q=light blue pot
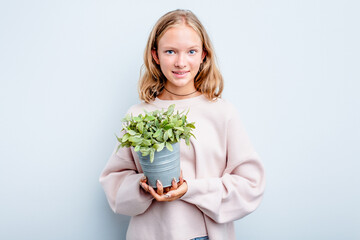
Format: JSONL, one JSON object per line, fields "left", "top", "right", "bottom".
{"left": 137, "top": 142, "right": 180, "bottom": 188}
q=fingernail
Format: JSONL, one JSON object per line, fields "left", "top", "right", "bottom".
{"left": 173, "top": 177, "right": 176, "bottom": 183}
{"left": 157, "top": 180, "right": 162, "bottom": 186}
{"left": 165, "top": 194, "right": 170, "bottom": 198}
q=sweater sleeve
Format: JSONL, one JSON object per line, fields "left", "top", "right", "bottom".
{"left": 180, "top": 107, "right": 265, "bottom": 224}
{"left": 99, "top": 133, "right": 153, "bottom": 216}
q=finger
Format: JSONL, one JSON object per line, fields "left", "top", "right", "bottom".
{"left": 170, "top": 177, "right": 177, "bottom": 191}
{"left": 148, "top": 186, "right": 169, "bottom": 202}
{"left": 163, "top": 191, "right": 176, "bottom": 201}
{"left": 150, "top": 181, "right": 188, "bottom": 202}
{"left": 140, "top": 182, "right": 149, "bottom": 192}
{"left": 173, "top": 177, "right": 178, "bottom": 188}
{"left": 139, "top": 181, "right": 144, "bottom": 190}
{"left": 148, "top": 186, "right": 160, "bottom": 200}
{"left": 179, "top": 170, "right": 184, "bottom": 185}
{"left": 140, "top": 176, "right": 148, "bottom": 183}
{"left": 166, "top": 182, "right": 187, "bottom": 201}
{"left": 156, "top": 180, "right": 164, "bottom": 195}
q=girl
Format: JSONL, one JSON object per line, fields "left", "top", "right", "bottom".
{"left": 100, "top": 9, "right": 265, "bottom": 240}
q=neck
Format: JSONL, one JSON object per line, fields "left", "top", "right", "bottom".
{"left": 157, "top": 86, "right": 201, "bottom": 100}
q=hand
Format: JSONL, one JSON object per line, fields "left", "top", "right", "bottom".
{"left": 139, "top": 171, "right": 187, "bottom": 202}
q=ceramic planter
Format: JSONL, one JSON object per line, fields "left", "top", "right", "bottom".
{"left": 137, "top": 142, "right": 180, "bottom": 188}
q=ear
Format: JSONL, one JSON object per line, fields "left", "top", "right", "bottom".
{"left": 201, "top": 49, "right": 207, "bottom": 63}
{"left": 151, "top": 49, "right": 160, "bottom": 64}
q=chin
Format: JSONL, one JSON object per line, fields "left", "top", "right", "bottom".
{"left": 168, "top": 76, "right": 194, "bottom": 86}
{"left": 170, "top": 80, "right": 193, "bottom": 88}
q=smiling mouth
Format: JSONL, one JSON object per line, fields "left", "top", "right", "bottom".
{"left": 172, "top": 71, "right": 189, "bottom": 75}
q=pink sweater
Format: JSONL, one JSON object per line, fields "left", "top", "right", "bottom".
{"left": 99, "top": 95, "right": 265, "bottom": 240}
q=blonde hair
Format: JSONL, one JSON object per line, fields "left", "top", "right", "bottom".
{"left": 138, "top": 9, "right": 224, "bottom": 103}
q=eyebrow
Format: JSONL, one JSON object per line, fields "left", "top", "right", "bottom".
{"left": 161, "top": 45, "right": 201, "bottom": 50}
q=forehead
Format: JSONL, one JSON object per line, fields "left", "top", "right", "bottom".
{"left": 158, "top": 24, "right": 202, "bottom": 48}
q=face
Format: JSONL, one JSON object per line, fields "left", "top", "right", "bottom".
{"left": 152, "top": 24, "right": 206, "bottom": 92}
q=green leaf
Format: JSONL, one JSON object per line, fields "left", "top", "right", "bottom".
{"left": 129, "top": 136, "right": 142, "bottom": 143}
{"left": 187, "top": 123, "right": 196, "bottom": 129}
{"left": 164, "top": 123, "right": 174, "bottom": 130}
{"left": 136, "top": 122, "right": 144, "bottom": 134}
{"left": 134, "top": 145, "right": 140, "bottom": 152}
{"left": 140, "top": 148, "right": 150, "bottom": 156}
{"left": 182, "top": 115, "right": 186, "bottom": 123}
{"left": 152, "top": 110, "right": 160, "bottom": 116}
{"left": 167, "top": 129, "right": 174, "bottom": 141}
{"left": 144, "top": 115, "right": 155, "bottom": 121}
{"left": 174, "top": 127, "right": 184, "bottom": 131}
{"left": 185, "top": 137, "right": 190, "bottom": 146}
{"left": 190, "top": 132, "right": 197, "bottom": 139}
{"left": 175, "top": 120, "right": 183, "bottom": 127}
{"left": 153, "top": 129, "right": 161, "bottom": 138}
{"left": 157, "top": 142, "right": 165, "bottom": 152}
{"left": 121, "top": 142, "right": 131, "bottom": 148}
{"left": 150, "top": 149, "right": 155, "bottom": 163}
{"left": 156, "top": 135, "right": 163, "bottom": 142}
{"left": 160, "top": 119, "right": 168, "bottom": 127}
{"left": 163, "top": 131, "right": 169, "bottom": 141}
{"left": 128, "top": 130, "right": 137, "bottom": 135}
{"left": 116, "top": 143, "right": 122, "bottom": 152}
{"left": 142, "top": 139, "right": 151, "bottom": 146}
{"left": 133, "top": 116, "right": 142, "bottom": 122}
{"left": 115, "top": 134, "right": 121, "bottom": 142}
{"left": 167, "top": 129, "right": 173, "bottom": 138}
{"left": 144, "top": 131, "right": 152, "bottom": 139}
{"left": 166, "top": 142, "right": 173, "bottom": 151}
{"left": 121, "top": 133, "right": 130, "bottom": 142}
{"left": 155, "top": 119, "right": 160, "bottom": 127}
{"left": 183, "top": 127, "right": 190, "bottom": 133}
{"left": 166, "top": 104, "right": 175, "bottom": 116}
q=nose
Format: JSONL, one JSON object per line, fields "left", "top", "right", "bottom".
{"left": 175, "top": 53, "right": 186, "bottom": 68}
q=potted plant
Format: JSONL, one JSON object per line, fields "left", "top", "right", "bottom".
{"left": 116, "top": 104, "right": 196, "bottom": 187}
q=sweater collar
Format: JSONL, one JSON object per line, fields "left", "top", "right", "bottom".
{"left": 151, "top": 94, "right": 210, "bottom": 109}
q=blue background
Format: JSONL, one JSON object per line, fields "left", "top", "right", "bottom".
{"left": 1, "top": 0, "right": 359, "bottom": 239}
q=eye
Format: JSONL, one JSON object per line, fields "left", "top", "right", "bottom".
{"left": 165, "top": 50, "right": 175, "bottom": 54}
{"left": 189, "top": 50, "right": 196, "bottom": 55}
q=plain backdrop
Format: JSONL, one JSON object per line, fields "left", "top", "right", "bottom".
{"left": 1, "top": 0, "right": 359, "bottom": 239}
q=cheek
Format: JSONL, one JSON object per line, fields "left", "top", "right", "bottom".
{"left": 189, "top": 57, "right": 203, "bottom": 69}
{"left": 158, "top": 58, "right": 173, "bottom": 76}
{"left": 158, "top": 56, "right": 173, "bottom": 68}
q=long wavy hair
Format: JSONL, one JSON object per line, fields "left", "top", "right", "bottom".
{"left": 138, "top": 9, "right": 224, "bottom": 103}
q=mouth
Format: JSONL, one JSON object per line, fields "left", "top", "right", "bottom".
{"left": 172, "top": 71, "right": 190, "bottom": 77}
